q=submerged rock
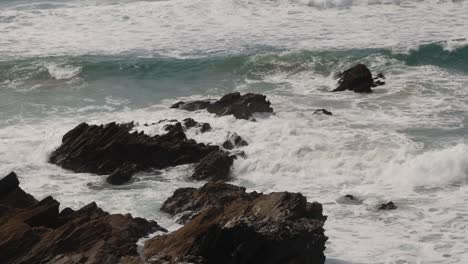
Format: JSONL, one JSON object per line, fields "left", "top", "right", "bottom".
{"left": 0, "top": 172, "right": 165, "bottom": 264}
{"left": 191, "top": 150, "right": 234, "bottom": 181}
{"left": 332, "top": 64, "right": 385, "bottom": 93}
{"left": 312, "top": 109, "right": 333, "bottom": 116}
{"left": 145, "top": 182, "right": 328, "bottom": 264}
{"left": 171, "top": 92, "right": 273, "bottom": 120}
{"left": 222, "top": 133, "right": 248, "bottom": 150}
{"left": 49, "top": 122, "right": 220, "bottom": 185}
{"left": 378, "top": 201, "right": 398, "bottom": 210}
{"left": 336, "top": 194, "right": 363, "bottom": 205}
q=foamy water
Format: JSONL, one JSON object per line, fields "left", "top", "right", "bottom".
{"left": 1, "top": 0, "right": 468, "bottom": 263}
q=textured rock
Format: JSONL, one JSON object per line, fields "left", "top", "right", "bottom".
{"left": 199, "top": 123, "right": 211, "bottom": 133}
{"left": 171, "top": 92, "right": 273, "bottom": 120}
{"left": 312, "top": 109, "right": 333, "bottom": 116}
{"left": 378, "top": 201, "right": 397, "bottom": 210}
{"left": 222, "top": 133, "right": 248, "bottom": 150}
{"left": 146, "top": 182, "right": 327, "bottom": 264}
{"left": 190, "top": 150, "right": 234, "bottom": 181}
{"left": 332, "top": 64, "right": 385, "bottom": 93}
{"left": 164, "top": 119, "right": 211, "bottom": 133}
{"left": 49, "top": 122, "right": 219, "bottom": 184}
{"left": 0, "top": 172, "right": 165, "bottom": 264}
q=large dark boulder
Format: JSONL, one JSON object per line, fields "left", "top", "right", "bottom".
{"left": 332, "top": 64, "right": 385, "bottom": 93}
{"left": 171, "top": 92, "right": 273, "bottom": 120}
{"left": 0, "top": 172, "right": 165, "bottom": 264}
{"left": 49, "top": 122, "right": 219, "bottom": 184}
{"left": 145, "top": 182, "right": 327, "bottom": 264}
{"left": 190, "top": 150, "right": 234, "bottom": 181}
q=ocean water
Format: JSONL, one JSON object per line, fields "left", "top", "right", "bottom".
{"left": 1, "top": 0, "right": 468, "bottom": 263}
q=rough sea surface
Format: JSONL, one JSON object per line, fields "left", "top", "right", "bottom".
{"left": 1, "top": 0, "right": 468, "bottom": 263}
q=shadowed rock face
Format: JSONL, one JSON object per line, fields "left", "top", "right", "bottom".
{"left": 145, "top": 182, "right": 328, "bottom": 264}
{"left": 0, "top": 172, "right": 165, "bottom": 264}
{"left": 170, "top": 92, "right": 274, "bottom": 120}
{"left": 190, "top": 150, "right": 234, "bottom": 181}
{"left": 49, "top": 122, "right": 220, "bottom": 184}
{"left": 333, "top": 64, "right": 385, "bottom": 93}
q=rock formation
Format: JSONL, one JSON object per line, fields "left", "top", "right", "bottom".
{"left": 170, "top": 92, "right": 273, "bottom": 120}
{"left": 222, "top": 133, "right": 248, "bottom": 150}
{"left": 49, "top": 122, "right": 220, "bottom": 184}
{"left": 145, "top": 182, "right": 328, "bottom": 264}
{"left": 190, "top": 150, "right": 234, "bottom": 181}
{"left": 332, "top": 64, "right": 385, "bottom": 93}
{"left": 0, "top": 172, "right": 165, "bottom": 264}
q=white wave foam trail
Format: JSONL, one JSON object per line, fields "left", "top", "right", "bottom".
{"left": 43, "top": 62, "right": 81, "bottom": 80}
{"left": 378, "top": 144, "right": 468, "bottom": 190}
{"left": 1, "top": 0, "right": 468, "bottom": 58}
{"left": 2, "top": 74, "right": 468, "bottom": 263}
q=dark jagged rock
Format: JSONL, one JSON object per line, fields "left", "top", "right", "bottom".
{"left": 182, "top": 118, "right": 198, "bottom": 129}
{"left": 106, "top": 164, "right": 139, "bottom": 185}
{"left": 160, "top": 183, "right": 258, "bottom": 223}
{"left": 163, "top": 119, "right": 211, "bottom": 133}
{"left": 171, "top": 92, "right": 273, "bottom": 120}
{"left": 199, "top": 123, "right": 211, "bottom": 133}
{"left": 190, "top": 150, "right": 234, "bottom": 181}
{"left": 171, "top": 100, "right": 213, "bottom": 112}
{"left": 0, "top": 172, "right": 165, "bottom": 264}
{"left": 312, "top": 109, "right": 333, "bottom": 116}
{"left": 332, "top": 64, "right": 385, "bottom": 93}
{"left": 145, "top": 182, "right": 327, "bottom": 264}
{"left": 49, "top": 122, "right": 219, "bottom": 185}
{"left": 378, "top": 201, "right": 397, "bottom": 210}
{"left": 222, "top": 133, "right": 248, "bottom": 150}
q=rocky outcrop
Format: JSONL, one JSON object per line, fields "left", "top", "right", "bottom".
{"left": 378, "top": 201, "right": 397, "bottom": 210}
{"left": 0, "top": 172, "right": 165, "bottom": 264}
{"left": 145, "top": 182, "right": 327, "bottom": 264}
{"left": 49, "top": 122, "right": 220, "bottom": 184}
{"left": 332, "top": 64, "right": 385, "bottom": 93}
{"left": 312, "top": 109, "right": 333, "bottom": 116}
{"left": 190, "top": 150, "right": 234, "bottom": 181}
{"left": 222, "top": 133, "right": 248, "bottom": 150}
{"left": 170, "top": 92, "right": 274, "bottom": 120}
{"left": 164, "top": 119, "right": 212, "bottom": 134}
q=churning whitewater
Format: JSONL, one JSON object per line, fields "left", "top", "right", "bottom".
{"left": 1, "top": 0, "right": 468, "bottom": 263}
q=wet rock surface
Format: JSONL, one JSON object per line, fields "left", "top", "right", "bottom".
{"left": 170, "top": 92, "right": 273, "bottom": 120}
{"left": 222, "top": 133, "right": 248, "bottom": 150}
{"left": 313, "top": 109, "right": 333, "bottom": 116}
{"left": 49, "top": 122, "right": 220, "bottom": 184}
{"left": 0, "top": 172, "right": 165, "bottom": 264}
{"left": 332, "top": 64, "right": 385, "bottom": 93}
{"left": 164, "top": 119, "right": 212, "bottom": 134}
{"left": 378, "top": 201, "right": 398, "bottom": 210}
{"left": 146, "top": 182, "right": 328, "bottom": 264}
{"left": 190, "top": 150, "right": 234, "bottom": 181}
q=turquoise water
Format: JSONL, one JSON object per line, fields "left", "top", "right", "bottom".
{"left": 1, "top": 0, "right": 468, "bottom": 263}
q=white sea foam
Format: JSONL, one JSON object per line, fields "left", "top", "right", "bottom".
{"left": 1, "top": 63, "right": 467, "bottom": 262}
{"left": 1, "top": 0, "right": 468, "bottom": 263}
{"left": 1, "top": 0, "right": 468, "bottom": 58}
{"left": 43, "top": 62, "right": 81, "bottom": 80}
